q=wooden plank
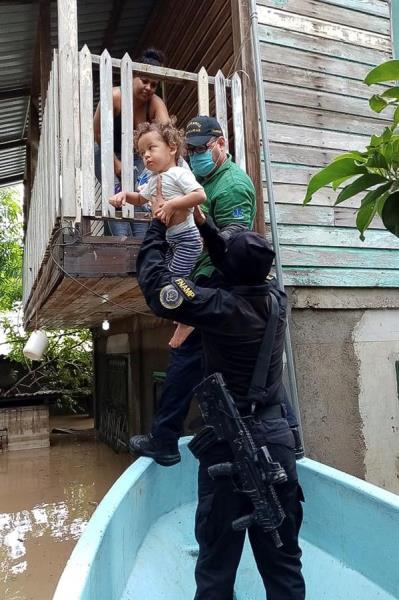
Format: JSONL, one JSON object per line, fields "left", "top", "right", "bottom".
{"left": 264, "top": 182, "right": 361, "bottom": 209}
{"left": 264, "top": 203, "right": 383, "bottom": 229}
{"left": 215, "top": 70, "right": 228, "bottom": 146}
{"left": 260, "top": 42, "right": 375, "bottom": 81}
{"left": 197, "top": 66, "right": 209, "bottom": 116}
{"left": 58, "top": 46, "right": 77, "bottom": 218}
{"left": 275, "top": 224, "right": 399, "bottom": 250}
{"left": 39, "top": 0, "right": 52, "bottom": 109}
{"left": 257, "top": 0, "right": 390, "bottom": 35}
{"left": 79, "top": 45, "right": 95, "bottom": 216}
{"left": 91, "top": 54, "right": 221, "bottom": 86}
{"left": 267, "top": 122, "right": 368, "bottom": 152}
{"left": 281, "top": 245, "right": 399, "bottom": 269}
{"left": 262, "top": 62, "right": 388, "bottom": 101}
{"left": 257, "top": 6, "right": 391, "bottom": 51}
{"left": 266, "top": 103, "right": 385, "bottom": 136}
{"left": 258, "top": 24, "right": 390, "bottom": 66}
{"left": 53, "top": 51, "right": 60, "bottom": 220}
{"left": 120, "top": 53, "right": 134, "bottom": 218}
{"left": 99, "top": 49, "right": 115, "bottom": 216}
{"left": 57, "top": 0, "right": 80, "bottom": 220}
{"left": 264, "top": 82, "right": 392, "bottom": 123}
{"left": 282, "top": 267, "right": 399, "bottom": 288}
{"left": 231, "top": 73, "right": 246, "bottom": 172}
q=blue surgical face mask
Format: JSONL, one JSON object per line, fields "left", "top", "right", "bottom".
{"left": 190, "top": 149, "right": 216, "bottom": 178}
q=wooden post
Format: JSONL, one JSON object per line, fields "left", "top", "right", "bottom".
{"left": 100, "top": 49, "right": 115, "bottom": 216}
{"left": 231, "top": 73, "right": 247, "bottom": 173}
{"left": 79, "top": 46, "right": 95, "bottom": 216}
{"left": 57, "top": 0, "right": 80, "bottom": 219}
{"left": 215, "top": 70, "right": 229, "bottom": 151}
{"left": 231, "top": 0, "right": 265, "bottom": 234}
{"left": 120, "top": 53, "right": 134, "bottom": 217}
{"left": 39, "top": 0, "right": 52, "bottom": 111}
{"left": 197, "top": 67, "right": 209, "bottom": 116}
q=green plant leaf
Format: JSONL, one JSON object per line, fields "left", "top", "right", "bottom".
{"left": 334, "top": 175, "right": 388, "bottom": 205}
{"left": 381, "top": 192, "right": 399, "bottom": 237}
{"left": 365, "top": 60, "right": 399, "bottom": 85}
{"left": 303, "top": 159, "right": 366, "bottom": 205}
{"left": 356, "top": 186, "right": 390, "bottom": 240}
{"left": 381, "top": 87, "right": 399, "bottom": 99}
{"left": 369, "top": 95, "right": 388, "bottom": 113}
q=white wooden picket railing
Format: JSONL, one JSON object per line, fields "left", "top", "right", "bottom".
{"left": 23, "top": 53, "right": 60, "bottom": 307}
{"left": 80, "top": 47, "right": 246, "bottom": 219}
{"left": 23, "top": 46, "right": 246, "bottom": 307}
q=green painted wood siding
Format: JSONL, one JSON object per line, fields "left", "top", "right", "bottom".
{"left": 258, "top": 0, "right": 399, "bottom": 287}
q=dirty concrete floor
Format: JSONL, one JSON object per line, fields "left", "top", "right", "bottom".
{"left": 0, "top": 415, "right": 132, "bottom": 600}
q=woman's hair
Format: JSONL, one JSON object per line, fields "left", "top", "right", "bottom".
{"left": 134, "top": 117, "right": 185, "bottom": 160}
{"left": 138, "top": 48, "right": 166, "bottom": 67}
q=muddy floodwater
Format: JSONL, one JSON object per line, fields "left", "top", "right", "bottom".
{"left": 0, "top": 416, "right": 132, "bottom": 600}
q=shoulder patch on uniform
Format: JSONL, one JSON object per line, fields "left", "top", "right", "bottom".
{"left": 159, "top": 284, "right": 184, "bottom": 310}
{"left": 232, "top": 206, "right": 244, "bottom": 219}
{"left": 173, "top": 277, "right": 196, "bottom": 300}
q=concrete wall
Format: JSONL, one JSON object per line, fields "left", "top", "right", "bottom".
{"left": 290, "top": 288, "right": 399, "bottom": 493}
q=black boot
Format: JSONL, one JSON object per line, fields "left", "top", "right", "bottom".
{"left": 129, "top": 433, "right": 181, "bottom": 467}
{"left": 290, "top": 426, "right": 305, "bottom": 460}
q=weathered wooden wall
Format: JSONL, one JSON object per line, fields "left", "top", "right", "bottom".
{"left": 258, "top": 0, "right": 399, "bottom": 286}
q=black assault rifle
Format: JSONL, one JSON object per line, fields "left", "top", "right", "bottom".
{"left": 189, "top": 371, "right": 288, "bottom": 548}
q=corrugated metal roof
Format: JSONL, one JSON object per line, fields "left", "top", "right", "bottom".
{"left": 0, "top": 0, "right": 157, "bottom": 188}
{"left": 0, "top": 2, "right": 38, "bottom": 186}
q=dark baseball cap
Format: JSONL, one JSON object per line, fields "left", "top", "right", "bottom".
{"left": 185, "top": 116, "right": 224, "bottom": 146}
{"left": 209, "top": 228, "right": 275, "bottom": 285}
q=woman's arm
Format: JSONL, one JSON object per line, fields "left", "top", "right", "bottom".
{"left": 150, "top": 94, "right": 169, "bottom": 123}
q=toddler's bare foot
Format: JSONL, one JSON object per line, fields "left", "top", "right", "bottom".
{"left": 168, "top": 324, "right": 194, "bottom": 348}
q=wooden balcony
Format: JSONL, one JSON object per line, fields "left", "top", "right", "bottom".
{"left": 22, "top": 46, "right": 247, "bottom": 330}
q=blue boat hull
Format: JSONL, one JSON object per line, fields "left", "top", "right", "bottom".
{"left": 53, "top": 439, "right": 399, "bottom": 600}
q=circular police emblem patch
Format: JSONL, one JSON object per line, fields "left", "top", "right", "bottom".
{"left": 159, "top": 284, "right": 184, "bottom": 309}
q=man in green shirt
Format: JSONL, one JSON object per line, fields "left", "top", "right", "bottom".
{"left": 130, "top": 116, "right": 257, "bottom": 466}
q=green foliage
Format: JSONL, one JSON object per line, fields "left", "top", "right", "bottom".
{"left": 303, "top": 61, "right": 399, "bottom": 240}
{"left": 1, "top": 317, "right": 93, "bottom": 412}
{"left": 0, "top": 187, "right": 23, "bottom": 310}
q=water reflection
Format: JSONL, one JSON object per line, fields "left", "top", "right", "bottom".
{"left": 0, "top": 419, "right": 131, "bottom": 600}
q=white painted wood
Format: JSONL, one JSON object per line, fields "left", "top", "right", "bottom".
{"left": 257, "top": 6, "right": 391, "bottom": 51}
{"left": 275, "top": 224, "right": 399, "bottom": 250}
{"left": 120, "top": 53, "right": 134, "bottom": 218}
{"left": 264, "top": 183, "right": 361, "bottom": 208}
{"left": 215, "top": 70, "right": 228, "bottom": 149}
{"left": 262, "top": 61, "right": 388, "bottom": 100}
{"left": 282, "top": 267, "right": 399, "bottom": 288}
{"left": 231, "top": 73, "right": 246, "bottom": 172}
{"left": 197, "top": 67, "right": 209, "bottom": 116}
{"left": 264, "top": 203, "right": 383, "bottom": 229}
{"left": 267, "top": 122, "right": 369, "bottom": 152}
{"left": 265, "top": 83, "right": 392, "bottom": 124}
{"left": 281, "top": 245, "right": 399, "bottom": 269}
{"left": 257, "top": 0, "right": 390, "bottom": 34}
{"left": 53, "top": 51, "right": 60, "bottom": 219}
{"left": 100, "top": 49, "right": 115, "bottom": 216}
{"left": 258, "top": 25, "right": 389, "bottom": 67}
{"left": 90, "top": 55, "right": 221, "bottom": 86}
{"left": 79, "top": 45, "right": 95, "bottom": 216}
{"left": 57, "top": 0, "right": 80, "bottom": 219}
{"left": 58, "top": 45, "right": 77, "bottom": 218}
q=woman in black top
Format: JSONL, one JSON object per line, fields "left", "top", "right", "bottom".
{"left": 93, "top": 48, "right": 169, "bottom": 236}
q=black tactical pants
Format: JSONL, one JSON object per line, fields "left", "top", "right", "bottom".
{"left": 194, "top": 417, "right": 305, "bottom": 600}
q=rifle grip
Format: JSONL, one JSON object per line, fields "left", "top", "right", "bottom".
{"left": 208, "top": 462, "right": 234, "bottom": 479}
{"left": 232, "top": 514, "right": 254, "bottom": 531}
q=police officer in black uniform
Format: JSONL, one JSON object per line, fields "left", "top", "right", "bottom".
{"left": 136, "top": 209, "right": 305, "bottom": 600}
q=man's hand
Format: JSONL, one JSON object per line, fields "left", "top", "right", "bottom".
{"left": 194, "top": 206, "right": 206, "bottom": 226}
{"left": 155, "top": 199, "right": 178, "bottom": 226}
{"left": 150, "top": 176, "right": 165, "bottom": 217}
{"left": 109, "top": 191, "right": 127, "bottom": 209}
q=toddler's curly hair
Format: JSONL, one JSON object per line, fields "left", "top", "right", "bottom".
{"left": 134, "top": 117, "right": 185, "bottom": 161}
